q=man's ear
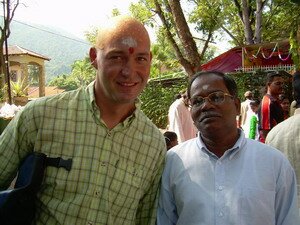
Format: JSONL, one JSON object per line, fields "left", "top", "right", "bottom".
{"left": 235, "top": 97, "right": 241, "bottom": 116}
{"left": 89, "top": 47, "right": 98, "bottom": 69}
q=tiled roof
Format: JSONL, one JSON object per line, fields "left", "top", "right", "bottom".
{"left": 3, "top": 45, "right": 51, "bottom": 61}
{"left": 28, "top": 86, "right": 65, "bottom": 99}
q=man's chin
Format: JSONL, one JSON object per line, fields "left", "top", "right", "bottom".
{"left": 116, "top": 97, "right": 137, "bottom": 105}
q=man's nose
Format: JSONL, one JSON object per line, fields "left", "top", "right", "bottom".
{"left": 121, "top": 60, "right": 134, "bottom": 77}
{"left": 200, "top": 98, "right": 214, "bottom": 110}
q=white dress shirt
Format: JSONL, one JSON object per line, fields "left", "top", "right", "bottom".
{"left": 157, "top": 131, "right": 300, "bottom": 225}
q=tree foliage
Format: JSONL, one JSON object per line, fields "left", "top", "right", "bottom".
{"left": 130, "top": 0, "right": 210, "bottom": 77}
{"left": 129, "top": 0, "right": 300, "bottom": 74}
{"left": 0, "top": 0, "right": 20, "bottom": 103}
{"left": 49, "top": 57, "right": 95, "bottom": 91}
{"left": 140, "top": 78, "right": 187, "bottom": 128}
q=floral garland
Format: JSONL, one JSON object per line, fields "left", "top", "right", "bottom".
{"left": 261, "top": 43, "right": 277, "bottom": 59}
{"left": 243, "top": 42, "right": 291, "bottom": 61}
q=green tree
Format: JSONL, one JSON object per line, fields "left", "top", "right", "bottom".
{"left": 130, "top": 0, "right": 214, "bottom": 77}
{"left": 49, "top": 57, "right": 95, "bottom": 90}
{"left": 0, "top": 0, "right": 20, "bottom": 103}
{"left": 71, "top": 59, "right": 95, "bottom": 87}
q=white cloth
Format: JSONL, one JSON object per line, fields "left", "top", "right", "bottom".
{"left": 240, "top": 99, "right": 252, "bottom": 126}
{"left": 157, "top": 131, "right": 300, "bottom": 225}
{"left": 168, "top": 98, "right": 197, "bottom": 143}
{"left": 266, "top": 108, "right": 300, "bottom": 209}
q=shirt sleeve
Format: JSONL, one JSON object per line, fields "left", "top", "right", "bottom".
{"left": 135, "top": 145, "right": 165, "bottom": 225}
{"left": 168, "top": 103, "right": 186, "bottom": 143}
{"left": 259, "top": 95, "right": 272, "bottom": 130}
{"left": 0, "top": 107, "right": 34, "bottom": 189}
{"left": 275, "top": 158, "right": 300, "bottom": 225}
{"left": 249, "top": 116, "right": 257, "bottom": 139}
{"left": 156, "top": 152, "right": 178, "bottom": 225}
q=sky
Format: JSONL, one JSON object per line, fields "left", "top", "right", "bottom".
{"left": 5, "top": 0, "right": 230, "bottom": 52}
{"left": 10, "top": 0, "right": 138, "bottom": 39}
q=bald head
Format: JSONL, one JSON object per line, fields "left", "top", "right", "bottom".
{"left": 95, "top": 16, "right": 150, "bottom": 50}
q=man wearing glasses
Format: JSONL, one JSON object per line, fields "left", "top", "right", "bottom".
{"left": 258, "top": 71, "right": 284, "bottom": 143}
{"left": 157, "top": 71, "right": 299, "bottom": 225}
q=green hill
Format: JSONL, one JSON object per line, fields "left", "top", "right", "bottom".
{"left": 5, "top": 18, "right": 91, "bottom": 83}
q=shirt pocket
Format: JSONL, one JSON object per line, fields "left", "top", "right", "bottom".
{"left": 108, "top": 160, "right": 144, "bottom": 218}
{"left": 239, "top": 187, "right": 275, "bottom": 225}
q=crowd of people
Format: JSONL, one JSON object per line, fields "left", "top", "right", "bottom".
{"left": 0, "top": 15, "right": 299, "bottom": 225}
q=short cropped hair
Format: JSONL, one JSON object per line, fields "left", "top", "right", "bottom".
{"left": 266, "top": 71, "right": 283, "bottom": 84}
{"left": 249, "top": 98, "right": 260, "bottom": 107}
{"left": 187, "top": 71, "right": 238, "bottom": 99}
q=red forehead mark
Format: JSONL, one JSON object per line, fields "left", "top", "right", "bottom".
{"left": 129, "top": 47, "right": 134, "bottom": 54}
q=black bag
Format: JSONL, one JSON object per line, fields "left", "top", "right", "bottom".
{"left": 0, "top": 152, "right": 47, "bottom": 225}
{"left": 0, "top": 153, "right": 72, "bottom": 225}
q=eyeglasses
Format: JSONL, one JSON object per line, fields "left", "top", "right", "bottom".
{"left": 190, "top": 91, "right": 233, "bottom": 108}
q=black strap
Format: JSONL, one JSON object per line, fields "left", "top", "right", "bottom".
{"left": 46, "top": 157, "right": 72, "bottom": 171}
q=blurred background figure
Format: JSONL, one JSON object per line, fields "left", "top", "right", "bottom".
{"left": 242, "top": 99, "right": 260, "bottom": 140}
{"left": 258, "top": 71, "right": 284, "bottom": 143}
{"left": 248, "top": 99, "right": 260, "bottom": 140}
{"left": 168, "top": 90, "right": 197, "bottom": 143}
{"left": 279, "top": 94, "right": 290, "bottom": 120}
{"left": 266, "top": 70, "right": 300, "bottom": 214}
{"left": 163, "top": 131, "right": 178, "bottom": 150}
{"left": 237, "top": 90, "right": 253, "bottom": 128}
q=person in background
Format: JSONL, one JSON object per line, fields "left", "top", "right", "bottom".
{"left": 157, "top": 71, "right": 299, "bottom": 225}
{"left": 237, "top": 90, "right": 253, "bottom": 128}
{"left": 266, "top": 71, "right": 300, "bottom": 214}
{"left": 0, "top": 16, "right": 166, "bottom": 225}
{"left": 168, "top": 90, "right": 197, "bottom": 143}
{"left": 242, "top": 98, "right": 260, "bottom": 140}
{"left": 279, "top": 94, "right": 290, "bottom": 120}
{"left": 248, "top": 99, "right": 260, "bottom": 140}
{"left": 258, "top": 71, "right": 284, "bottom": 142}
{"left": 163, "top": 131, "right": 178, "bottom": 150}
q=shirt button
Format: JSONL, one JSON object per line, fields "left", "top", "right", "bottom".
{"left": 87, "top": 222, "right": 93, "bottom": 225}
{"left": 219, "top": 211, "right": 224, "bottom": 217}
{"left": 95, "top": 191, "right": 100, "bottom": 196}
{"left": 218, "top": 186, "right": 223, "bottom": 191}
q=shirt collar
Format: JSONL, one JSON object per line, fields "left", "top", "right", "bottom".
{"left": 85, "top": 81, "right": 140, "bottom": 129}
{"left": 197, "top": 129, "right": 246, "bottom": 160}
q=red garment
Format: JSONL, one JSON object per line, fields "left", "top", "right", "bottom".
{"left": 258, "top": 94, "right": 284, "bottom": 142}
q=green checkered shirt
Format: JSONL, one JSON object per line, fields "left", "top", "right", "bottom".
{"left": 0, "top": 82, "right": 166, "bottom": 225}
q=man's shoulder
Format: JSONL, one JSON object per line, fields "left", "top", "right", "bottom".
{"left": 167, "top": 138, "right": 197, "bottom": 158}
{"left": 266, "top": 115, "right": 300, "bottom": 139}
{"left": 246, "top": 138, "right": 289, "bottom": 161}
{"left": 27, "top": 88, "right": 83, "bottom": 107}
{"left": 169, "top": 99, "right": 182, "bottom": 109}
{"left": 135, "top": 109, "right": 165, "bottom": 138}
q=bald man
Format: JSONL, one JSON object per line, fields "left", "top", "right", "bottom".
{"left": 0, "top": 16, "right": 166, "bottom": 225}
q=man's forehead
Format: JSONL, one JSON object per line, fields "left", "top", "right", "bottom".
{"left": 121, "top": 37, "right": 137, "bottom": 47}
{"left": 191, "top": 75, "right": 227, "bottom": 93}
{"left": 193, "top": 74, "right": 224, "bottom": 87}
{"left": 273, "top": 76, "right": 284, "bottom": 81}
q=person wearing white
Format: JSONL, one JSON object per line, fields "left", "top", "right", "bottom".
{"left": 241, "top": 99, "right": 260, "bottom": 140}
{"left": 157, "top": 71, "right": 299, "bottom": 225}
{"left": 237, "top": 91, "right": 253, "bottom": 128}
{"left": 168, "top": 92, "right": 197, "bottom": 143}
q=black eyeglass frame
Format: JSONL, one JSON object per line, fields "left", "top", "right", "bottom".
{"left": 189, "top": 91, "right": 234, "bottom": 108}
